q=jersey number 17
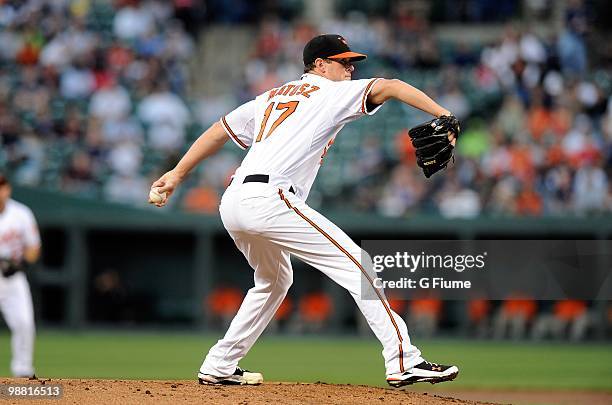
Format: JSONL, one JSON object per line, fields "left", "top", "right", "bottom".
{"left": 255, "top": 101, "right": 299, "bottom": 142}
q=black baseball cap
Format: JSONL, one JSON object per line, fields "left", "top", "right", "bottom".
{"left": 303, "top": 34, "right": 367, "bottom": 66}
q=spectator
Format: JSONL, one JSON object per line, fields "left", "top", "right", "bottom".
{"left": 573, "top": 160, "right": 608, "bottom": 214}
{"left": 113, "top": 0, "right": 155, "bottom": 40}
{"left": 438, "top": 184, "right": 482, "bottom": 218}
{"left": 182, "top": 179, "right": 220, "bottom": 214}
{"left": 353, "top": 136, "right": 386, "bottom": 180}
{"left": 519, "top": 30, "right": 546, "bottom": 65}
{"left": 61, "top": 151, "right": 97, "bottom": 196}
{"left": 12, "top": 66, "right": 49, "bottom": 118}
{"left": 294, "top": 291, "right": 333, "bottom": 333}
{"left": 493, "top": 297, "right": 537, "bottom": 340}
{"left": 163, "top": 21, "right": 195, "bottom": 60}
{"left": 515, "top": 180, "right": 543, "bottom": 216}
{"left": 12, "top": 129, "right": 43, "bottom": 186}
{"left": 206, "top": 286, "right": 244, "bottom": 330}
{"left": 542, "top": 164, "right": 573, "bottom": 214}
{"left": 557, "top": 0, "right": 588, "bottom": 77}
{"left": 487, "top": 176, "right": 518, "bottom": 215}
{"left": 108, "top": 140, "right": 142, "bottom": 176}
{"left": 63, "top": 17, "right": 97, "bottom": 60}
{"left": 59, "top": 58, "right": 95, "bottom": 99}
{"left": 89, "top": 78, "right": 132, "bottom": 122}
{"left": 101, "top": 115, "right": 144, "bottom": 145}
{"left": 467, "top": 299, "right": 491, "bottom": 338}
{"left": 438, "top": 80, "right": 470, "bottom": 121}
{"left": 104, "top": 172, "right": 149, "bottom": 206}
{"left": 408, "top": 298, "right": 442, "bottom": 338}
{"left": 268, "top": 296, "right": 293, "bottom": 333}
{"left": 531, "top": 300, "right": 591, "bottom": 341}
{"left": 137, "top": 80, "right": 190, "bottom": 152}
{"left": 377, "top": 164, "right": 425, "bottom": 217}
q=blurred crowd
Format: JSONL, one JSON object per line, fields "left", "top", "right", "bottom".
{"left": 0, "top": 0, "right": 196, "bottom": 206}
{"left": 1, "top": 0, "right": 611, "bottom": 217}
{"left": 201, "top": 285, "right": 612, "bottom": 341}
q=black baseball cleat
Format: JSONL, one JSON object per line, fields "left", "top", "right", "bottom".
{"left": 386, "top": 360, "right": 459, "bottom": 387}
{"left": 198, "top": 366, "right": 263, "bottom": 385}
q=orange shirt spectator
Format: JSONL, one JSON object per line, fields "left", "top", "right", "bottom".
{"left": 553, "top": 300, "right": 587, "bottom": 321}
{"left": 509, "top": 146, "right": 534, "bottom": 181}
{"left": 501, "top": 298, "right": 537, "bottom": 320}
{"left": 516, "top": 185, "right": 542, "bottom": 216}
{"left": 274, "top": 296, "right": 293, "bottom": 321}
{"left": 409, "top": 299, "right": 442, "bottom": 318}
{"left": 183, "top": 185, "right": 220, "bottom": 214}
{"left": 299, "top": 292, "right": 333, "bottom": 323}
{"left": 207, "top": 287, "right": 244, "bottom": 318}
{"left": 550, "top": 106, "right": 572, "bottom": 137}
{"left": 395, "top": 129, "right": 416, "bottom": 165}
{"left": 527, "top": 106, "right": 551, "bottom": 140}
{"left": 16, "top": 29, "right": 44, "bottom": 65}
{"left": 545, "top": 144, "right": 566, "bottom": 166}
{"left": 468, "top": 299, "right": 490, "bottom": 323}
{"left": 387, "top": 293, "right": 407, "bottom": 315}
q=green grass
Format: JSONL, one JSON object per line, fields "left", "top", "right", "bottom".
{"left": 0, "top": 330, "right": 611, "bottom": 391}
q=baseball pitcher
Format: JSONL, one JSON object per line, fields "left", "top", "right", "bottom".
{"left": 0, "top": 172, "right": 40, "bottom": 378}
{"left": 151, "top": 34, "right": 460, "bottom": 387}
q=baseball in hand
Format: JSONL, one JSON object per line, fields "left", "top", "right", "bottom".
{"left": 149, "top": 187, "right": 167, "bottom": 204}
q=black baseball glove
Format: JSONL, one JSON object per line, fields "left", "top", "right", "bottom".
{"left": 408, "top": 115, "right": 460, "bottom": 178}
{"left": 0, "top": 258, "right": 27, "bottom": 277}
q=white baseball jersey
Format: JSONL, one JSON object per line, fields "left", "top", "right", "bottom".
{"left": 0, "top": 199, "right": 40, "bottom": 261}
{"left": 0, "top": 198, "right": 39, "bottom": 377}
{"left": 220, "top": 73, "right": 383, "bottom": 199}
{"left": 202, "top": 74, "right": 425, "bottom": 379}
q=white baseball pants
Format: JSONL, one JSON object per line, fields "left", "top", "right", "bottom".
{"left": 0, "top": 272, "right": 36, "bottom": 377}
{"left": 200, "top": 181, "right": 422, "bottom": 377}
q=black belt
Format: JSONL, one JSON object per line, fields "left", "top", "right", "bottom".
{"left": 242, "top": 174, "right": 295, "bottom": 194}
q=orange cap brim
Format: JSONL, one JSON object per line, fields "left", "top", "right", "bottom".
{"left": 328, "top": 51, "right": 367, "bottom": 61}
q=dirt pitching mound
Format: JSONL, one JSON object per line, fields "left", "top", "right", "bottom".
{"left": 0, "top": 378, "right": 492, "bottom": 404}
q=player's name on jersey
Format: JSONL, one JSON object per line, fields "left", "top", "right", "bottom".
{"left": 267, "top": 83, "right": 320, "bottom": 101}
{"left": 373, "top": 277, "right": 472, "bottom": 290}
